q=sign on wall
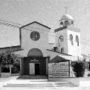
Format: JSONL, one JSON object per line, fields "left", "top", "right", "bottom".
{"left": 48, "top": 61, "right": 70, "bottom": 78}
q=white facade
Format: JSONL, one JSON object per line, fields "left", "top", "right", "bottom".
{"left": 55, "top": 29, "right": 68, "bottom": 54}
{"left": 54, "top": 14, "right": 81, "bottom": 58}
{"left": 13, "top": 14, "right": 82, "bottom": 61}
{"left": 67, "top": 29, "right": 81, "bottom": 57}
{"left": 14, "top": 22, "right": 50, "bottom": 57}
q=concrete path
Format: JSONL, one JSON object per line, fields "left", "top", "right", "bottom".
{"left": 0, "top": 76, "right": 90, "bottom": 90}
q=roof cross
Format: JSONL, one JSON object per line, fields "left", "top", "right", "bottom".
{"left": 64, "top": 6, "right": 68, "bottom": 14}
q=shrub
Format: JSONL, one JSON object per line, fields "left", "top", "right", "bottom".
{"left": 11, "top": 64, "right": 20, "bottom": 74}
{"left": 72, "top": 61, "right": 85, "bottom": 77}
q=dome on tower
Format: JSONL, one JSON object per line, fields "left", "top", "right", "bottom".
{"left": 60, "top": 14, "right": 74, "bottom": 27}
{"left": 61, "top": 14, "right": 74, "bottom": 20}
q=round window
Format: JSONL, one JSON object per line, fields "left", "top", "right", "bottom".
{"left": 30, "top": 31, "right": 40, "bottom": 41}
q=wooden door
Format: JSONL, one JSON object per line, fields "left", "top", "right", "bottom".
{"left": 29, "top": 63, "right": 35, "bottom": 75}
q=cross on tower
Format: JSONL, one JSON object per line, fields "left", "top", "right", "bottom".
{"left": 64, "top": 6, "right": 68, "bottom": 14}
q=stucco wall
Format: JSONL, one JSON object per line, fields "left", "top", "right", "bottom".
{"left": 20, "top": 23, "right": 50, "bottom": 57}
{"left": 55, "top": 29, "right": 68, "bottom": 54}
{"left": 67, "top": 30, "right": 81, "bottom": 57}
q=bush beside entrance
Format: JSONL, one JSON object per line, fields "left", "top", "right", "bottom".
{"left": 72, "top": 61, "right": 85, "bottom": 77}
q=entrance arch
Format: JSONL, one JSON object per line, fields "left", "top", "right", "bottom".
{"left": 27, "top": 48, "right": 43, "bottom": 57}
{"left": 27, "top": 48, "right": 46, "bottom": 76}
{"left": 21, "top": 48, "right": 48, "bottom": 76}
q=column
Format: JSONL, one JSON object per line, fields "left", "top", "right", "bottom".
{"left": 20, "top": 58, "right": 23, "bottom": 76}
{"left": 46, "top": 56, "right": 50, "bottom": 76}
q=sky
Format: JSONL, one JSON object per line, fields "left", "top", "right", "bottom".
{"left": 0, "top": 0, "right": 90, "bottom": 55}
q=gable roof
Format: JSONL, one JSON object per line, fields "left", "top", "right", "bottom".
{"left": 20, "top": 21, "right": 51, "bottom": 30}
{"left": 0, "top": 45, "right": 22, "bottom": 54}
{"left": 50, "top": 55, "right": 70, "bottom": 63}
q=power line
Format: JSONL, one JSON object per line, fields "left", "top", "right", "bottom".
{"left": 0, "top": 18, "right": 22, "bottom": 28}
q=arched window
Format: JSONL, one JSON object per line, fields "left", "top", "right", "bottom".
{"left": 65, "top": 20, "right": 70, "bottom": 26}
{"left": 69, "top": 34, "right": 73, "bottom": 45}
{"left": 60, "top": 21, "right": 63, "bottom": 25}
{"left": 59, "top": 35, "right": 64, "bottom": 42}
{"left": 71, "top": 20, "right": 74, "bottom": 24}
{"left": 58, "top": 35, "right": 64, "bottom": 47}
{"left": 61, "top": 48, "right": 64, "bottom": 53}
{"left": 76, "top": 35, "right": 79, "bottom": 46}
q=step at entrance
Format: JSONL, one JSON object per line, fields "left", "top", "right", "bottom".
{"left": 18, "top": 75, "right": 47, "bottom": 79}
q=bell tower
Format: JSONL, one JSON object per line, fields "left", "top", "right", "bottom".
{"left": 54, "top": 12, "right": 81, "bottom": 57}
{"left": 60, "top": 7, "right": 74, "bottom": 28}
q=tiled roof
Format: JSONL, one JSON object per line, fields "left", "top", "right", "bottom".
{"left": 0, "top": 45, "right": 22, "bottom": 54}
{"left": 50, "top": 55, "right": 70, "bottom": 63}
{"left": 20, "top": 21, "right": 51, "bottom": 29}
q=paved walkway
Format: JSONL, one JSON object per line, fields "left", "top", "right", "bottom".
{"left": 3, "top": 77, "right": 77, "bottom": 87}
{"left": 0, "top": 76, "right": 90, "bottom": 90}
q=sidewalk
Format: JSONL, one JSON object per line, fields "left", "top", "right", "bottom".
{"left": 0, "top": 76, "right": 78, "bottom": 88}
{"left": 0, "top": 76, "right": 18, "bottom": 87}
{"left": 0, "top": 76, "right": 90, "bottom": 89}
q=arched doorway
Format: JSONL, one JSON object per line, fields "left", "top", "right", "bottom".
{"left": 27, "top": 48, "right": 43, "bottom": 57}
{"left": 22, "top": 48, "right": 46, "bottom": 76}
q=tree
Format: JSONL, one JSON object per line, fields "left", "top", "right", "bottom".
{"left": 0, "top": 53, "right": 5, "bottom": 76}
{"left": 0, "top": 52, "right": 14, "bottom": 74}
{"left": 11, "top": 54, "right": 20, "bottom": 74}
{"left": 0, "top": 59, "right": 1, "bottom": 76}
{"left": 0, "top": 51, "right": 20, "bottom": 75}
{"left": 0, "top": 54, "right": 2, "bottom": 76}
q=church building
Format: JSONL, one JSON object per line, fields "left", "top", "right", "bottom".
{"left": 14, "top": 21, "right": 51, "bottom": 76}
{"left": 13, "top": 14, "right": 81, "bottom": 77}
{"left": 54, "top": 14, "right": 81, "bottom": 57}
